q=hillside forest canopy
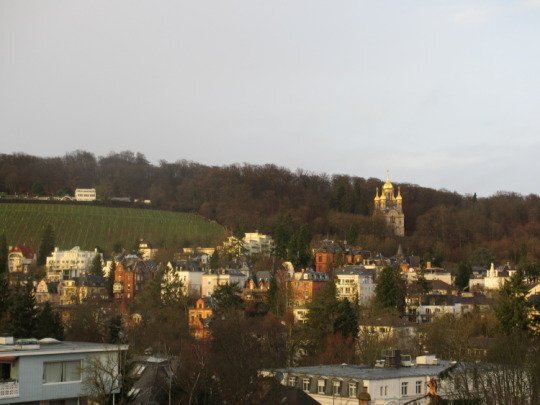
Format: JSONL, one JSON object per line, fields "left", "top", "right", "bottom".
{"left": 1, "top": 151, "right": 539, "bottom": 264}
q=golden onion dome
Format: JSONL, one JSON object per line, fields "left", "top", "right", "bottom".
{"left": 382, "top": 172, "right": 393, "bottom": 190}
{"left": 396, "top": 186, "right": 402, "bottom": 200}
{"left": 374, "top": 187, "right": 380, "bottom": 200}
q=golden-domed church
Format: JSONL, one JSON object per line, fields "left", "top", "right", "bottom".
{"left": 373, "top": 173, "right": 405, "bottom": 237}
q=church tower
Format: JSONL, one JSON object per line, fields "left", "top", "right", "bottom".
{"left": 373, "top": 173, "right": 405, "bottom": 237}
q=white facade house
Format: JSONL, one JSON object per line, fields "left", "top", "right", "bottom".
{"left": 0, "top": 336, "right": 128, "bottom": 404}
{"left": 421, "top": 267, "right": 453, "bottom": 285}
{"left": 484, "top": 263, "right": 515, "bottom": 290}
{"left": 334, "top": 266, "right": 376, "bottom": 305}
{"left": 242, "top": 232, "right": 275, "bottom": 256}
{"left": 270, "top": 354, "right": 453, "bottom": 405}
{"left": 46, "top": 247, "right": 103, "bottom": 281}
{"left": 74, "top": 188, "right": 97, "bottom": 202}
{"left": 163, "top": 263, "right": 203, "bottom": 297}
{"left": 201, "top": 270, "right": 248, "bottom": 297}
{"left": 7, "top": 246, "right": 36, "bottom": 273}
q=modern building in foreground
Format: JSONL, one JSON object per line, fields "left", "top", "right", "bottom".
{"left": 268, "top": 353, "right": 452, "bottom": 405}
{"left": 0, "top": 336, "right": 128, "bottom": 404}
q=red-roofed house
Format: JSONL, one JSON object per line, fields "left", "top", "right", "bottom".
{"left": 8, "top": 245, "right": 36, "bottom": 273}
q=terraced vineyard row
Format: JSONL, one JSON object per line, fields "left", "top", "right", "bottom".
{"left": 0, "top": 203, "right": 226, "bottom": 251}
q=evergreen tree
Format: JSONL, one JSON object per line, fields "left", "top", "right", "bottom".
{"left": 107, "top": 260, "right": 116, "bottom": 298}
{"left": 455, "top": 262, "right": 472, "bottom": 290}
{"left": 333, "top": 298, "right": 359, "bottom": 338}
{"left": 272, "top": 213, "right": 293, "bottom": 260}
{"left": 0, "top": 277, "right": 11, "bottom": 331}
{"left": 304, "top": 280, "right": 339, "bottom": 351}
{"left": 496, "top": 271, "right": 530, "bottom": 333}
{"left": 35, "top": 302, "right": 64, "bottom": 340}
{"left": 416, "top": 268, "right": 430, "bottom": 294}
{"left": 89, "top": 254, "right": 103, "bottom": 276}
{"left": 0, "top": 233, "right": 7, "bottom": 275}
{"left": 212, "top": 283, "right": 243, "bottom": 312}
{"left": 287, "top": 225, "right": 311, "bottom": 268}
{"left": 375, "top": 266, "right": 406, "bottom": 314}
{"left": 37, "top": 224, "right": 55, "bottom": 266}
{"left": 107, "top": 315, "right": 123, "bottom": 344}
{"left": 210, "top": 249, "right": 220, "bottom": 270}
{"left": 8, "top": 285, "right": 38, "bottom": 338}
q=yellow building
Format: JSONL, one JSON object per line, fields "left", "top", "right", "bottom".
{"left": 374, "top": 173, "right": 405, "bottom": 237}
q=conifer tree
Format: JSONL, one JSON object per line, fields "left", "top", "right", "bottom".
{"left": 0, "top": 233, "right": 7, "bottom": 275}
{"left": 38, "top": 224, "right": 55, "bottom": 266}
{"left": 8, "top": 285, "right": 38, "bottom": 338}
{"left": 455, "top": 262, "right": 472, "bottom": 290}
{"left": 89, "top": 254, "right": 103, "bottom": 276}
{"left": 35, "top": 302, "right": 64, "bottom": 340}
{"left": 375, "top": 266, "right": 406, "bottom": 314}
{"left": 496, "top": 271, "right": 530, "bottom": 333}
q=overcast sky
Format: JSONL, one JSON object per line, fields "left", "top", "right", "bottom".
{"left": 1, "top": 1, "right": 539, "bottom": 196}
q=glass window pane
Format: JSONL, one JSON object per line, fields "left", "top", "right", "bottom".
{"left": 63, "top": 361, "right": 81, "bottom": 381}
{"left": 44, "top": 362, "right": 62, "bottom": 383}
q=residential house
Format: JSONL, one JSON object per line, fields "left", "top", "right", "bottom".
{"left": 34, "top": 280, "right": 59, "bottom": 304}
{"left": 164, "top": 260, "right": 203, "bottom": 297}
{"left": 126, "top": 355, "right": 175, "bottom": 404}
{"left": 138, "top": 240, "right": 159, "bottom": 261}
{"left": 419, "top": 264, "right": 453, "bottom": 285}
{"left": 359, "top": 315, "right": 417, "bottom": 340}
{"left": 287, "top": 270, "right": 329, "bottom": 323}
{"left": 0, "top": 336, "right": 127, "bottom": 405}
{"left": 334, "top": 266, "right": 376, "bottom": 305}
{"left": 415, "top": 293, "right": 493, "bottom": 323}
{"left": 7, "top": 245, "right": 35, "bottom": 273}
{"left": 269, "top": 353, "right": 453, "bottom": 405}
{"left": 188, "top": 298, "right": 214, "bottom": 340}
{"left": 46, "top": 246, "right": 103, "bottom": 281}
{"left": 242, "top": 271, "right": 271, "bottom": 303}
{"left": 113, "top": 258, "right": 158, "bottom": 301}
{"left": 242, "top": 232, "right": 275, "bottom": 256}
{"left": 201, "top": 269, "right": 248, "bottom": 297}
{"left": 74, "top": 188, "right": 97, "bottom": 201}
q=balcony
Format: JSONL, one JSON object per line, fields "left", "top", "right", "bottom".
{"left": 0, "top": 380, "right": 19, "bottom": 399}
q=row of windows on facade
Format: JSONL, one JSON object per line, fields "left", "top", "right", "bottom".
{"left": 288, "top": 377, "right": 423, "bottom": 397}
{"left": 43, "top": 361, "right": 82, "bottom": 383}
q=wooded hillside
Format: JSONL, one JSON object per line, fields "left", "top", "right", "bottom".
{"left": 1, "top": 151, "right": 539, "bottom": 263}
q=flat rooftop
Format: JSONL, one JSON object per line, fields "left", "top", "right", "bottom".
{"left": 275, "top": 361, "right": 453, "bottom": 381}
{"left": 0, "top": 340, "right": 128, "bottom": 357}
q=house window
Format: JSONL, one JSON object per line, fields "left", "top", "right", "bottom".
{"left": 416, "top": 380, "right": 422, "bottom": 394}
{"left": 318, "top": 379, "right": 325, "bottom": 394}
{"left": 348, "top": 383, "right": 357, "bottom": 397}
{"left": 288, "top": 376, "right": 296, "bottom": 387}
{"left": 43, "top": 361, "right": 81, "bottom": 383}
{"left": 332, "top": 381, "right": 340, "bottom": 395}
{"left": 303, "top": 378, "right": 310, "bottom": 391}
{"left": 401, "top": 382, "right": 408, "bottom": 396}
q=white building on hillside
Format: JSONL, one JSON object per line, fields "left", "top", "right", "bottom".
{"left": 334, "top": 266, "right": 376, "bottom": 305}
{"left": 74, "top": 188, "right": 97, "bottom": 202}
{"left": 484, "top": 263, "right": 516, "bottom": 290}
{"left": 164, "top": 261, "right": 203, "bottom": 297}
{"left": 269, "top": 353, "right": 453, "bottom": 405}
{"left": 201, "top": 270, "right": 248, "bottom": 297}
{"left": 46, "top": 246, "right": 102, "bottom": 281}
{"left": 242, "top": 232, "right": 275, "bottom": 256}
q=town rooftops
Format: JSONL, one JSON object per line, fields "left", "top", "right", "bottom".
{"left": 334, "top": 266, "right": 374, "bottom": 276}
{"left": 0, "top": 337, "right": 128, "bottom": 357}
{"left": 273, "top": 361, "right": 453, "bottom": 381}
{"left": 9, "top": 245, "right": 35, "bottom": 258}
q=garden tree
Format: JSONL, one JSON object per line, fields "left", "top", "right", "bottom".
{"left": 130, "top": 273, "right": 189, "bottom": 353}
{"left": 272, "top": 213, "right": 294, "bottom": 260}
{"left": 83, "top": 347, "right": 129, "bottom": 405}
{"left": 106, "top": 260, "right": 115, "bottom": 298}
{"left": 468, "top": 247, "right": 494, "bottom": 268}
{"left": 208, "top": 311, "right": 287, "bottom": 404}
{"left": 89, "top": 254, "right": 103, "bottom": 276}
{"left": 287, "top": 224, "right": 312, "bottom": 267}
{"left": 443, "top": 332, "right": 539, "bottom": 404}
{"left": 8, "top": 284, "right": 38, "bottom": 338}
{"left": 37, "top": 224, "right": 55, "bottom": 266}
{"left": 0, "top": 233, "right": 7, "bottom": 275}
{"left": 302, "top": 280, "right": 339, "bottom": 357}
{"left": 211, "top": 283, "right": 243, "bottom": 312}
{"left": 454, "top": 262, "right": 472, "bottom": 290}
{"left": 496, "top": 271, "right": 530, "bottom": 333}
{"left": 30, "top": 181, "right": 45, "bottom": 196}
{"left": 415, "top": 268, "right": 430, "bottom": 294}
{"left": 35, "top": 302, "right": 64, "bottom": 340}
{"left": 375, "top": 266, "right": 406, "bottom": 315}
{"left": 0, "top": 277, "right": 11, "bottom": 331}
{"left": 107, "top": 315, "right": 123, "bottom": 344}
{"left": 333, "top": 298, "right": 359, "bottom": 339}
{"left": 64, "top": 300, "right": 109, "bottom": 343}
{"left": 209, "top": 249, "right": 219, "bottom": 270}
{"left": 267, "top": 271, "right": 288, "bottom": 317}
